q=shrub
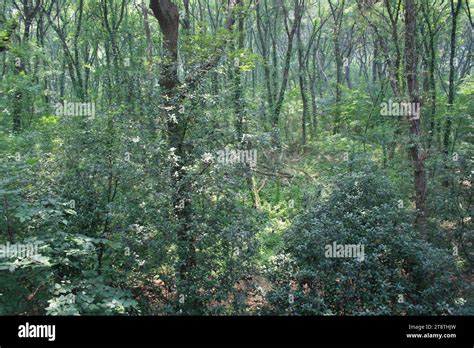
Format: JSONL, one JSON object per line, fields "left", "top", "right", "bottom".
{"left": 265, "top": 165, "right": 466, "bottom": 315}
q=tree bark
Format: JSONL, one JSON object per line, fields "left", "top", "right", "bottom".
{"left": 296, "top": 5, "right": 308, "bottom": 146}
{"left": 328, "top": 0, "right": 345, "bottom": 134}
{"left": 405, "top": 0, "right": 427, "bottom": 235}
{"left": 443, "top": 0, "right": 463, "bottom": 154}
{"left": 150, "top": 0, "right": 239, "bottom": 312}
{"left": 150, "top": 0, "right": 193, "bottom": 288}
{"left": 272, "top": 0, "right": 302, "bottom": 145}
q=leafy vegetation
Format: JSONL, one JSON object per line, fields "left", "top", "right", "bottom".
{"left": 0, "top": 0, "right": 472, "bottom": 316}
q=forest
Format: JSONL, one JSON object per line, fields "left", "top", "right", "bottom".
{"left": 0, "top": 0, "right": 472, "bottom": 316}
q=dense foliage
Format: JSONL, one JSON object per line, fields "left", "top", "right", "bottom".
{"left": 266, "top": 166, "right": 466, "bottom": 315}
{"left": 0, "top": 0, "right": 472, "bottom": 316}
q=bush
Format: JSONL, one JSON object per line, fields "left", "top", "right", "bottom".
{"left": 265, "top": 165, "right": 466, "bottom": 315}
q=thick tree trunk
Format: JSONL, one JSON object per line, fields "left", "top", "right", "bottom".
{"left": 150, "top": 0, "right": 238, "bottom": 312}
{"left": 150, "top": 0, "right": 195, "bottom": 299}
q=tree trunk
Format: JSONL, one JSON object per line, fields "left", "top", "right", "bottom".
{"left": 150, "top": 0, "right": 195, "bottom": 303}
{"left": 329, "top": 0, "right": 345, "bottom": 134}
{"left": 443, "top": 0, "right": 463, "bottom": 154}
{"left": 405, "top": 0, "right": 427, "bottom": 235}
{"left": 297, "top": 6, "right": 308, "bottom": 146}
{"left": 150, "top": 0, "right": 238, "bottom": 313}
{"left": 272, "top": 0, "right": 302, "bottom": 146}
